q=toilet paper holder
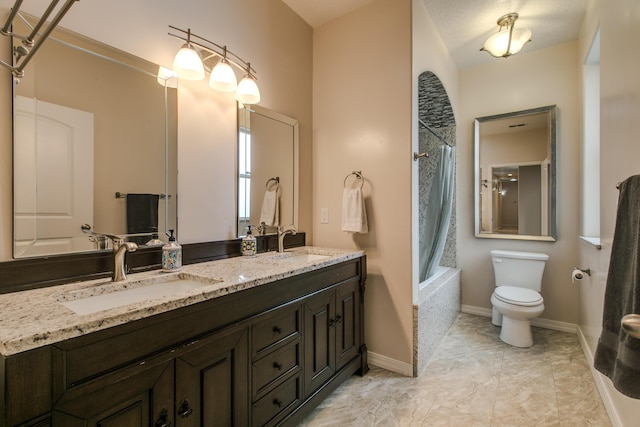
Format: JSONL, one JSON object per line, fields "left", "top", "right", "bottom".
{"left": 573, "top": 267, "right": 591, "bottom": 277}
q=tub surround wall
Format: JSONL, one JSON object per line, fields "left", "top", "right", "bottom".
{"left": 413, "top": 267, "right": 461, "bottom": 376}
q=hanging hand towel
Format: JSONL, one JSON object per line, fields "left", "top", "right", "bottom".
{"left": 126, "top": 193, "right": 159, "bottom": 245}
{"left": 593, "top": 174, "right": 640, "bottom": 398}
{"left": 342, "top": 187, "right": 368, "bottom": 233}
{"left": 259, "top": 189, "right": 279, "bottom": 226}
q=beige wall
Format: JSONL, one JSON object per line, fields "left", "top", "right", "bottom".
{"left": 578, "top": 0, "right": 640, "bottom": 424}
{"left": 313, "top": 0, "right": 413, "bottom": 367}
{"left": 459, "top": 42, "right": 581, "bottom": 325}
{"left": 0, "top": 0, "right": 312, "bottom": 257}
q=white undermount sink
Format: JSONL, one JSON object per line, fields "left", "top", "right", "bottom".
{"left": 269, "top": 249, "right": 332, "bottom": 263}
{"left": 57, "top": 274, "right": 219, "bottom": 316}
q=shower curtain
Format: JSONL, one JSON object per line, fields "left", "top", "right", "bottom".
{"left": 420, "top": 144, "right": 456, "bottom": 282}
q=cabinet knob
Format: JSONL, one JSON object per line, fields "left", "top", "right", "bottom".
{"left": 155, "top": 409, "right": 172, "bottom": 427}
{"left": 273, "top": 398, "right": 283, "bottom": 408}
{"left": 273, "top": 362, "right": 283, "bottom": 371}
{"left": 178, "top": 399, "right": 193, "bottom": 418}
{"left": 273, "top": 326, "right": 283, "bottom": 334}
{"left": 329, "top": 315, "right": 343, "bottom": 327}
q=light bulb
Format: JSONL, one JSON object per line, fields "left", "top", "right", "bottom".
{"left": 235, "top": 75, "right": 260, "bottom": 105}
{"left": 209, "top": 59, "right": 237, "bottom": 92}
{"left": 172, "top": 44, "right": 204, "bottom": 80}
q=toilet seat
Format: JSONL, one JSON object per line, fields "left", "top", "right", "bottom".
{"left": 493, "top": 286, "right": 543, "bottom": 307}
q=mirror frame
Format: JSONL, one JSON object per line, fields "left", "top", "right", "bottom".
{"left": 474, "top": 105, "right": 557, "bottom": 241}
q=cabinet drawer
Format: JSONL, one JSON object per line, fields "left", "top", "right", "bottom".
{"left": 252, "top": 305, "right": 301, "bottom": 356}
{"left": 252, "top": 374, "right": 301, "bottom": 427}
{"left": 253, "top": 341, "right": 300, "bottom": 398}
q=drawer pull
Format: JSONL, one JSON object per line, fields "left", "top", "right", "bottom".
{"left": 155, "top": 409, "right": 172, "bottom": 427}
{"left": 178, "top": 399, "right": 193, "bottom": 418}
{"left": 273, "top": 326, "right": 283, "bottom": 334}
{"left": 273, "top": 398, "right": 283, "bottom": 408}
{"left": 273, "top": 362, "right": 283, "bottom": 371}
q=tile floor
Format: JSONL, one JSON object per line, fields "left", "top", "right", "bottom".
{"left": 299, "top": 313, "right": 611, "bottom": 426}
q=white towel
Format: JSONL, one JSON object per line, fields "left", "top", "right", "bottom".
{"left": 342, "top": 187, "right": 368, "bottom": 233}
{"left": 259, "top": 189, "right": 279, "bottom": 226}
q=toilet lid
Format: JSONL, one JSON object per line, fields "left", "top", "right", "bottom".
{"left": 494, "top": 286, "right": 543, "bottom": 307}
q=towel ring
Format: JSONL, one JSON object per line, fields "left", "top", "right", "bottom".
{"left": 266, "top": 177, "right": 279, "bottom": 191}
{"left": 344, "top": 171, "right": 364, "bottom": 189}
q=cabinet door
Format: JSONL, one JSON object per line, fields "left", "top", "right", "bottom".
{"left": 52, "top": 359, "right": 173, "bottom": 427}
{"left": 175, "top": 326, "right": 250, "bottom": 427}
{"left": 335, "top": 277, "right": 361, "bottom": 370}
{"left": 303, "top": 288, "right": 336, "bottom": 395}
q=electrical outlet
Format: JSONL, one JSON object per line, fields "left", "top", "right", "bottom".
{"left": 320, "top": 208, "right": 329, "bottom": 224}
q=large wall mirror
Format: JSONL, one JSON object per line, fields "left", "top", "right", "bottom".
{"left": 474, "top": 105, "right": 557, "bottom": 241}
{"left": 237, "top": 105, "right": 299, "bottom": 236}
{"left": 12, "top": 13, "right": 178, "bottom": 258}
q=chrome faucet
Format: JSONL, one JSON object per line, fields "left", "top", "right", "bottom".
{"left": 112, "top": 240, "right": 138, "bottom": 281}
{"left": 277, "top": 225, "right": 297, "bottom": 253}
{"left": 82, "top": 224, "right": 138, "bottom": 281}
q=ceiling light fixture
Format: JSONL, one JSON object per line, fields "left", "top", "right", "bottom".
{"left": 167, "top": 26, "right": 260, "bottom": 104}
{"left": 480, "top": 13, "right": 531, "bottom": 59}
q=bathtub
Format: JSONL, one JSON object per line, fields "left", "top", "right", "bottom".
{"left": 413, "top": 266, "right": 461, "bottom": 376}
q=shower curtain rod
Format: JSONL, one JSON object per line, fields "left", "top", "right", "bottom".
{"left": 419, "top": 119, "right": 452, "bottom": 147}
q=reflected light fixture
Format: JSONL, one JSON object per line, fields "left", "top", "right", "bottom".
{"left": 480, "top": 13, "right": 531, "bottom": 58}
{"left": 168, "top": 26, "right": 260, "bottom": 104}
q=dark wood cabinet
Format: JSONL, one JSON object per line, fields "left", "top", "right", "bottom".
{"left": 0, "top": 256, "right": 366, "bottom": 427}
{"left": 304, "top": 277, "right": 361, "bottom": 396}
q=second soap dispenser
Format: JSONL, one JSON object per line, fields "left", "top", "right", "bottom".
{"left": 242, "top": 226, "right": 257, "bottom": 257}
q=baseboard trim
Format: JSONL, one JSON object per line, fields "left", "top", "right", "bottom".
{"left": 367, "top": 351, "right": 413, "bottom": 377}
{"left": 577, "top": 326, "right": 622, "bottom": 427}
{"left": 460, "top": 305, "right": 577, "bottom": 333}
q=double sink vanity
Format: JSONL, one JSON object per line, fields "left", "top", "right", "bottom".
{"left": 0, "top": 247, "right": 368, "bottom": 426}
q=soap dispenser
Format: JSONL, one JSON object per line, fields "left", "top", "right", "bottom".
{"left": 242, "top": 226, "right": 257, "bottom": 257}
{"left": 162, "top": 229, "right": 182, "bottom": 272}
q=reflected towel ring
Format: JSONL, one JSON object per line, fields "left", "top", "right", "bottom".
{"left": 344, "top": 171, "right": 364, "bottom": 189}
{"left": 266, "top": 177, "right": 279, "bottom": 191}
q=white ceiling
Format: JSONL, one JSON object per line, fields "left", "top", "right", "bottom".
{"left": 282, "top": 0, "right": 588, "bottom": 70}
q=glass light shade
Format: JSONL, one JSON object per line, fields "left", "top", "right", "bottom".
{"left": 209, "top": 60, "right": 237, "bottom": 92}
{"left": 172, "top": 45, "right": 205, "bottom": 80}
{"left": 235, "top": 75, "right": 261, "bottom": 105}
{"left": 157, "top": 66, "right": 178, "bottom": 88}
{"left": 482, "top": 27, "right": 531, "bottom": 58}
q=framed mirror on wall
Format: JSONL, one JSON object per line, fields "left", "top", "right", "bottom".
{"left": 474, "top": 105, "right": 557, "bottom": 241}
{"left": 237, "top": 105, "right": 299, "bottom": 237}
{"left": 11, "top": 13, "right": 178, "bottom": 258}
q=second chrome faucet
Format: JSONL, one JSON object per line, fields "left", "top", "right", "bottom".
{"left": 277, "top": 225, "right": 297, "bottom": 253}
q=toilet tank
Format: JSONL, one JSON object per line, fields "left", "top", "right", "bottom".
{"left": 490, "top": 250, "right": 548, "bottom": 291}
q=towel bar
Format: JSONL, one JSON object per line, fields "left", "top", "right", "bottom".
{"left": 115, "top": 192, "right": 171, "bottom": 200}
{"left": 622, "top": 314, "right": 640, "bottom": 339}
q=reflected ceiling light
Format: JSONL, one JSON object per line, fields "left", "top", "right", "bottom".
{"left": 168, "top": 26, "right": 260, "bottom": 104}
{"left": 480, "top": 13, "right": 531, "bottom": 58}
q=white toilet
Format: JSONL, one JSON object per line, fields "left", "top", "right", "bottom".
{"left": 490, "top": 249, "right": 548, "bottom": 348}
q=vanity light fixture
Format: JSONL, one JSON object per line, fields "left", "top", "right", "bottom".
{"left": 168, "top": 26, "right": 260, "bottom": 104}
{"left": 480, "top": 13, "right": 531, "bottom": 58}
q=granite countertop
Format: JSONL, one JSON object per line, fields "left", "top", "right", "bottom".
{"left": 0, "top": 246, "right": 364, "bottom": 356}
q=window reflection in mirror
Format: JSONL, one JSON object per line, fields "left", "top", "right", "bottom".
{"left": 474, "top": 105, "right": 556, "bottom": 241}
{"left": 237, "top": 105, "right": 298, "bottom": 237}
{"left": 12, "top": 13, "right": 178, "bottom": 258}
